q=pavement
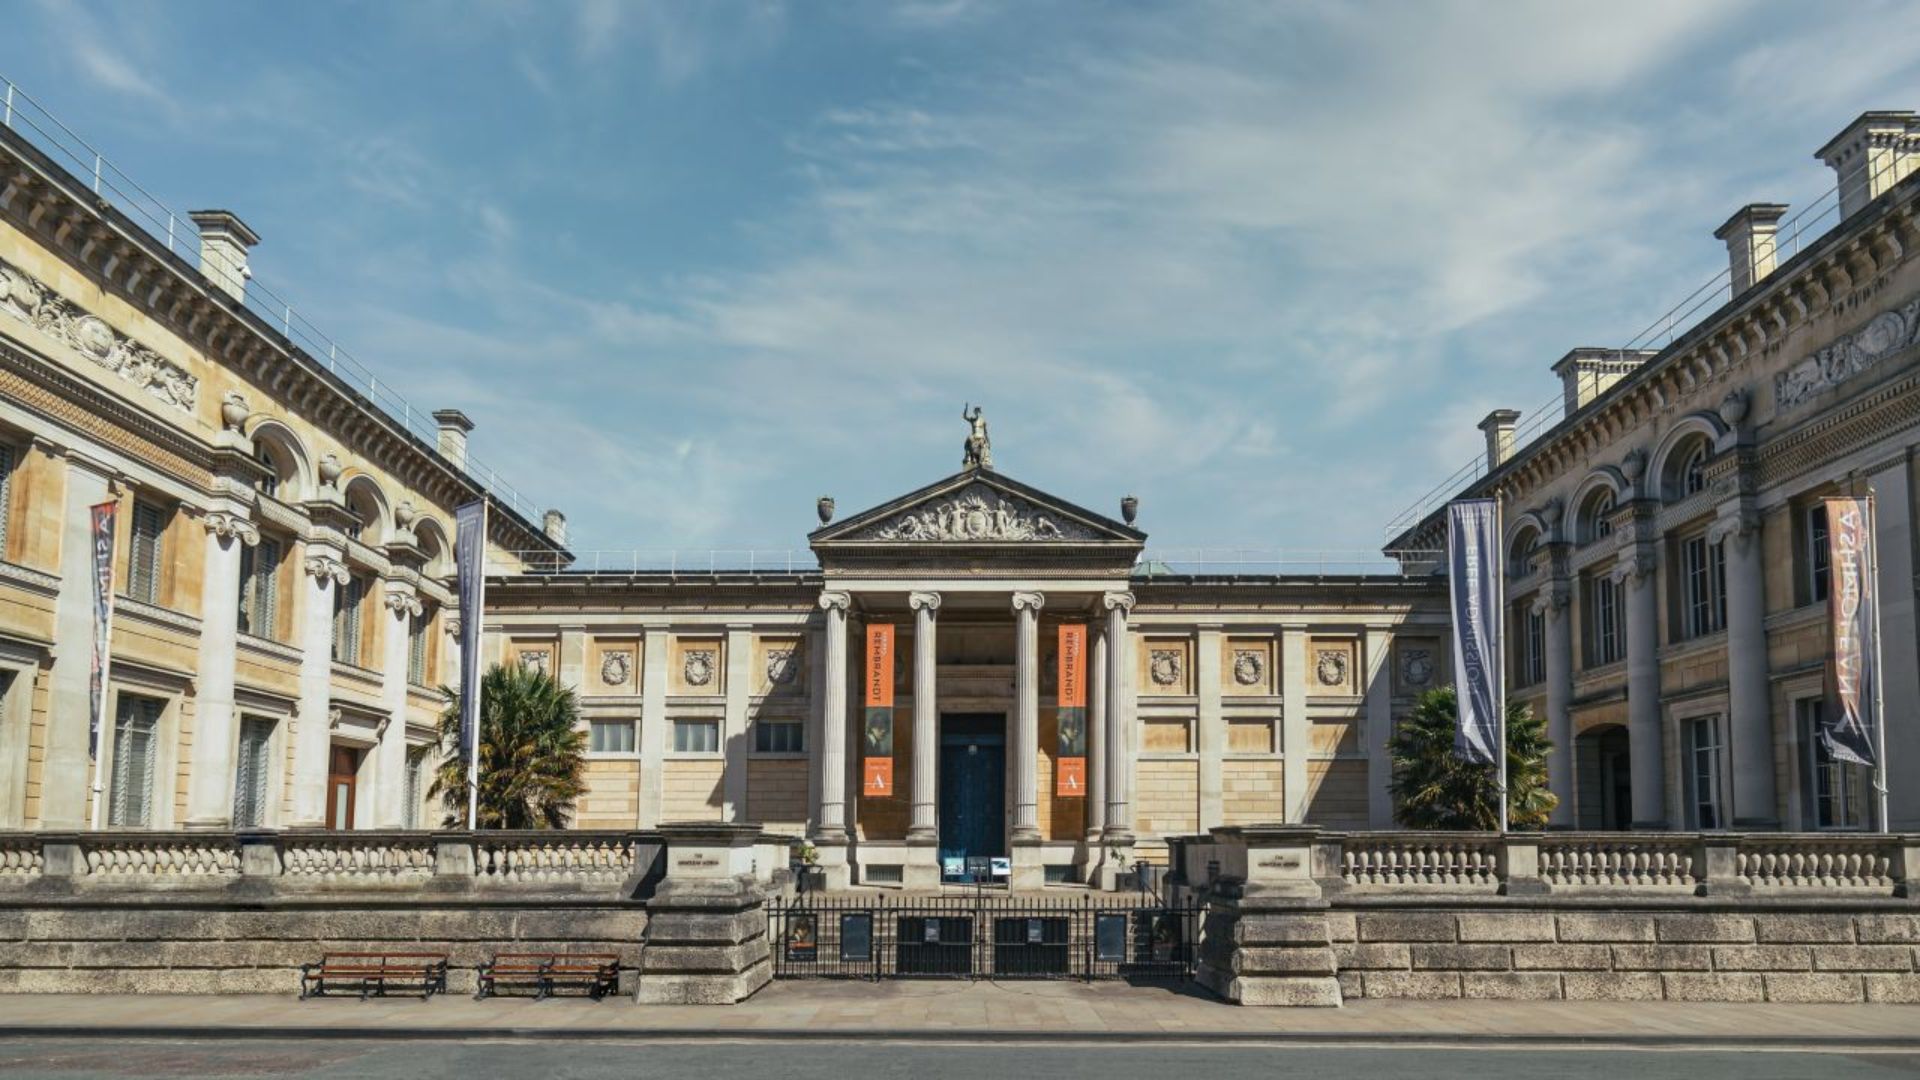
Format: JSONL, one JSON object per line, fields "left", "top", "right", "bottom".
{"left": 0, "top": 982, "right": 1916, "bottom": 1050}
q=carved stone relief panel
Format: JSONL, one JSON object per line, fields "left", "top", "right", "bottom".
{"left": 0, "top": 255, "right": 199, "bottom": 414}
{"left": 673, "top": 637, "right": 724, "bottom": 695}
{"left": 1395, "top": 640, "right": 1442, "bottom": 696}
{"left": 592, "top": 639, "right": 639, "bottom": 694}
{"left": 513, "top": 643, "right": 553, "bottom": 678}
{"left": 1309, "top": 638, "right": 1359, "bottom": 696}
{"left": 856, "top": 482, "right": 1103, "bottom": 542}
{"left": 1140, "top": 638, "right": 1191, "bottom": 695}
{"left": 756, "top": 636, "right": 805, "bottom": 696}
{"left": 1223, "top": 637, "right": 1273, "bottom": 695}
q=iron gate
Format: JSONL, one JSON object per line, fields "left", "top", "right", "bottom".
{"left": 767, "top": 893, "right": 1201, "bottom": 981}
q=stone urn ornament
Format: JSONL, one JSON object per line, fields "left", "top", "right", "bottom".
{"left": 220, "top": 391, "right": 250, "bottom": 432}
{"left": 1121, "top": 495, "right": 1139, "bottom": 526}
{"left": 817, "top": 496, "right": 835, "bottom": 525}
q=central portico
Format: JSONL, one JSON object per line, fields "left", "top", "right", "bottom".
{"left": 808, "top": 462, "right": 1147, "bottom": 890}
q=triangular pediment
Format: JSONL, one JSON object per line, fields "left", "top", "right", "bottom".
{"left": 811, "top": 468, "right": 1144, "bottom": 549}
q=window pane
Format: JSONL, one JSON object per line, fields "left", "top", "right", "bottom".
{"left": 591, "top": 720, "right": 635, "bottom": 754}
{"left": 674, "top": 720, "right": 718, "bottom": 753}
{"left": 756, "top": 721, "right": 802, "bottom": 754}
{"left": 110, "top": 696, "right": 161, "bottom": 827}
{"left": 233, "top": 717, "right": 273, "bottom": 828}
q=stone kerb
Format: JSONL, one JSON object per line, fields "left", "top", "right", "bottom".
{"left": 633, "top": 822, "right": 772, "bottom": 1005}
{"left": 1193, "top": 824, "right": 1342, "bottom": 1007}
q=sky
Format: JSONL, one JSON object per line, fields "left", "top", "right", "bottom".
{"left": 4, "top": 0, "right": 1918, "bottom": 560}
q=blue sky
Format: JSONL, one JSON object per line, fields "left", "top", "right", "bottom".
{"left": 5, "top": 1, "right": 1918, "bottom": 557}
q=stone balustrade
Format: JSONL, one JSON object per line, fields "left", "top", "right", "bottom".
{"left": 0, "top": 830, "right": 667, "bottom": 894}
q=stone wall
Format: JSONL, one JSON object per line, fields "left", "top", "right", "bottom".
{"left": 1332, "top": 906, "right": 1920, "bottom": 1004}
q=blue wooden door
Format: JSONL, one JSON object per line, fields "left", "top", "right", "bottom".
{"left": 939, "top": 715, "right": 1005, "bottom": 881}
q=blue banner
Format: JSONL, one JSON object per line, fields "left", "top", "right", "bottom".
{"left": 1822, "top": 497, "right": 1878, "bottom": 767}
{"left": 1448, "top": 500, "right": 1502, "bottom": 765}
{"left": 454, "top": 500, "right": 488, "bottom": 786}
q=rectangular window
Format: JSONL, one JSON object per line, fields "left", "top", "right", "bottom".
{"left": 1520, "top": 605, "right": 1546, "bottom": 685}
{"left": 1681, "top": 534, "right": 1726, "bottom": 638}
{"left": 332, "top": 576, "right": 364, "bottom": 664}
{"left": 589, "top": 719, "right": 637, "bottom": 754}
{"left": 1686, "top": 716, "right": 1724, "bottom": 830}
{"left": 1586, "top": 572, "right": 1622, "bottom": 667}
{"left": 673, "top": 720, "right": 719, "bottom": 754}
{"left": 237, "top": 536, "right": 282, "bottom": 639}
{"left": 755, "top": 719, "right": 804, "bottom": 754}
{"left": 128, "top": 500, "right": 166, "bottom": 604}
{"left": 407, "top": 614, "right": 429, "bottom": 686}
{"left": 1805, "top": 504, "right": 1831, "bottom": 606}
{"left": 109, "top": 695, "right": 162, "bottom": 827}
{"left": 1800, "top": 699, "right": 1867, "bottom": 830}
{"left": 0, "top": 442, "right": 13, "bottom": 555}
{"left": 232, "top": 716, "right": 274, "bottom": 828}
{"left": 403, "top": 755, "right": 425, "bottom": 829}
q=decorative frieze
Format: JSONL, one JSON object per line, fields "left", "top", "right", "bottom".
{"left": 1775, "top": 292, "right": 1920, "bottom": 411}
{"left": 862, "top": 483, "right": 1100, "bottom": 542}
{"left": 0, "top": 254, "right": 198, "bottom": 414}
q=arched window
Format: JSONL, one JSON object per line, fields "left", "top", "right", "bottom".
{"left": 1509, "top": 527, "right": 1542, "bottom": 578}
{"left": 1582, "top": 490, "right": 1615, "bottom": 544}
{"left": 248, "top": 427, "right": 305, "bottom": 503}
{"left": 1663, "top": 436, "right": 1714, "bottom": 502}
{"left": 1680, "top": 445, "right": 1709, "bottom": 497}
{"left": 343, "top": 477, "right": 387, "bottom": 544}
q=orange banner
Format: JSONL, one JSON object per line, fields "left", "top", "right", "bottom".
{"left": 864, "top": 623, "right": 895, "bottom": 796}
{"left": 1056, "top": 623, "right": 1087, "bottom": 796}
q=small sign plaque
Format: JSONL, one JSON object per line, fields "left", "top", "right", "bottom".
{"left": 989, "top": 857, "right": 1012, "bottom": 879}
{"left": 839, "top": 913, "right": 873, "bottom": 963}
{"left": 1095, "top": 913, "right": 1128, "bottom": 963}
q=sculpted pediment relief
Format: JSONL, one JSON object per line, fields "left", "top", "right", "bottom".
{"left": 843, "top": 482, "right": 1106, "bottom": 543}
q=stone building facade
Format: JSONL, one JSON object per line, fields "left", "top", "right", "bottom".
{"left": 1389, "top": 110, "right": 1920, "bottom": 834}
{"left": 487, "top": 467, "right": 1448, "bottom": 887}
{"left": 0, "top": 123, "right": 563, "bottom": 834}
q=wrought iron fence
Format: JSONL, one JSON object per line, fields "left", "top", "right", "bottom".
{"left": 767, "top": 892, "right": 1201, "bottom": 982}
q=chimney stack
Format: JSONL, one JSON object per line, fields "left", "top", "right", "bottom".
{"left": 1816, "top": 111, "right": 1920, "bottom": 221}
{"left": 1552, "top": 348, "right": 1654, "bottom": 415}
{"left": 1479, "top": 409, "right": 1521, "bottom": 473}
{"left": 433, "top": 409, "right": 474, "bottom": 468}
{"left": 187, "top": 210, "right": 259, "bottom": 303}
{"left": 542, "top": 509, "right": 567, "bottom": 546}
{"left": 1714, "top": 203, "right": 1789, "bottom": 293}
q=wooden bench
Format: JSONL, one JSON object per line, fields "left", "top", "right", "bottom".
{"left": 475, "top": 951, "right": 622, "bottom": 1001}
{"left": 299, "top": 951, "right": 449, "bottom": 1000}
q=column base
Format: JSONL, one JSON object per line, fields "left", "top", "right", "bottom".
{"left": 903, "top": 836, "right": 942, "bottom": 890}
{"left": 811, "top": 839, "right": 852, "bottom": 891}
{"left": 1009, "top": 838, "right": 1044, "bottom": 892}
{"left": 904, "top": 825, "right": 939, "bottom": 843}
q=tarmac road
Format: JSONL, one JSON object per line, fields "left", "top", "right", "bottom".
{"left": 1, "top": 1040, "right": 1918, "bottom": 1080}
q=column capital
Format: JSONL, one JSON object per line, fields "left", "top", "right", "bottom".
{"left": 1101, "top": 590, "right": 1135, "bottom": 614}
{"left": 908, "top": 590, "right": 942, "bottom": 613}
{"left": 203, "top": 510, "right": 260, "bottom": 547}
{"left": 1709, "top": 503, "right": 1761, "bottom": 550}
{"left": 443, "top": 610, "right": 462, "bottom": 637}
{"left": 818, "top": 590, "right": 852, "bottom": 613}
{"left": 1530, "top": 581, "right": 1571, "bottom": 617}
{"left": 382, "top": 583, "right": 423, "bottom": 619}
{"left": 1608, "top": 549, "right": 1656, "bottom": 585}
{"left": 303, "top": 553, "right": 351, "bottom": 584}
{"left": 1011, "top": 590, "right": 1046, "bottom": 613}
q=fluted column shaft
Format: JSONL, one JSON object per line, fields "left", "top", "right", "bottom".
{"left": 816, "top": 591, "right": 852, "bottom": 843}
{"left": 1011, "top": 591, "right": 1045, "bottom": 841}
{"left": 1086, "top": 629, "right": 1107, "bottom": 841}
{"left": 908, "top": 592, "right": 941, "bottom": 842}
{"left": 185, "top": 511, "right": 258, "bottom": 828}
{"left": 1103, "top": 592, "right": 1135, "bottom": 843}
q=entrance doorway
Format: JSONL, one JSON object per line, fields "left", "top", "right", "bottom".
{"left": 326, "top": 745, "right": 360, "bottom": 830}
{"left": 938, "top": 714, "right": 1005, "bottom": 883}
{"left": 1575, "top": 725, "right": 1632, "bottom": 830}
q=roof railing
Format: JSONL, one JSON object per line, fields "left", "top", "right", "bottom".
{"left": 1382, "top": 147, "right": 1902, "bottom": 541}
{"left": 484, "top": 548, "right": 1443, "bottom": 577}
{"left": 0, "top": 73, "right": 545, "bottom": 528}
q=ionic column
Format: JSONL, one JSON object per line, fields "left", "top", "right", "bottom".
{"left": 907, "top": 592, "right": 941, "bottom": 843}
{"left": 373, "top": 582, "right": 421, "bottom": 829}
{"left": 1011, "top": 591, "right": 1045, "bottom": 842}
{"left": 1535, "top": 578, "right": 1574, "bottom": 828}
{"left": 1713, "top": 505, "right": 1777, "bottom": 826}
{"left": 45, "top": 452, "right": 116, "bottom": 828}
{"left": 184, "top": 510, "right": 259, "bottom": 829}
{"left": 1612, "top": 549, "right": 1667, "bottom": 828}
{"left": 815, "top": 591, "right": 852, "bottom": 844}
{"left": 1102, "top": 591, "right": 1135, "bottom": 844}
{"left": 1086, "top": 628, "right": 1107, "bottom": 842}
{"left": 289, "top": 547, "right": 348, "bottom": 827}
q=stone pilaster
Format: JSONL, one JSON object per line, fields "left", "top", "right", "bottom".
{"left": 637, "top": 629, "right": 669, "bottom": 829}
{"left": 1712, "top": 503, "right": 1777, "bottom": 826}
{"left": 288, "top": 546, "right": 348, "bottom": 827}
{"left": 1534, "top": 573, "right": 1574, "bottom": 828}
{"left": 1196, "top": 625, "right": 1224, "bottom": 832}
{"left": 1279, "top": 626, "right": 1309, "bottom": 823}
{"left": 1011, "top": 591, "right": 1044, "bottom": 845}
{"left": 1363, "top": 627, "right": 1394, "bottom": 828}
{"left": 1612, "top": 544, "right": 1668, "bottom": 828}
{"left": 905, "top": 592, "right": 941, "bottom": 889}
{"left": 1102, "top": 591, "right": 1135, "bottom": 845}
{"left": 1086, "top": 627, "right": 1108, "bottom": 843}
{"left": 815, "top": 592, "right": 852, "bottom": 855}
{"left": 183, "top": 509, "right": 259, "bottom": 829}
{"left": 45, "top": 452, "right": 116, "bottom": 828}
{"left": 635, "top": 823, "right": 772, "bottom": 1005}
{"left": 373, "top": 581, "right": 421, "bottom": 829}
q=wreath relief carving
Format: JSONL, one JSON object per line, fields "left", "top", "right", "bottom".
{"left": 1149, "top": 648, "right": 1184, "bottom": 688}
{"left": 683, "top": 649, "right": 717, "bottom": 687}
{"left": 600, "top": 652, "right": 632, "bottom": 686}
{"left": 1232, "top": 649, "right": 1265, "bottom": 687}
{"left": 1315, "top": 649, "right": 1348, "bottom": 688}
{"left": 765, "top": 648, "right": 799, "bottom": 688}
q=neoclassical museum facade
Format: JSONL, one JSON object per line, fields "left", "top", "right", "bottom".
{"left": 487, "top": 466, "right": 1447, "bottom": 888}
{"left": 0, "top": 90, "right": 1918, "bottom": 876}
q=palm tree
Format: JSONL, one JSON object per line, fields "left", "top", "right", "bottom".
{"left": 422, "top": 663, "right": 587, "bottom": 829}
{"left": 1388, "top": 686, "right": 1556, "bottom": 830}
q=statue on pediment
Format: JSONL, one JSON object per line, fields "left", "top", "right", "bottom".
{"left": 962, "top": 403, "right": 993, "bottom": 470}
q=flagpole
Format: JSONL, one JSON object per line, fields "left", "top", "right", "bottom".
{"left": 1867, "top": 493, "right": 1890, "bottom": 834}
{"left": 88, "top": 502, "right": 118, "bottom": 831}
{"left": 1495, "top": 497, "right": 1509, "bottom": 835}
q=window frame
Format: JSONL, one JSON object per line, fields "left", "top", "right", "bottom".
{"left": 1798, "top": 697, "right": 1869, "bottom": 831}
{"left": 127, "top": 499, "right": 167, "bottom": 605}
{"left": 671, "top": 719, "right": 721, "bottom": 755}
{"left": 108, "top": 693, "right": 164, "bottom": 828}
{"left": 237, "top": 535, "right": 282, "bottom": 640}
{"left": 588, "top": 718, "right": 638, "bottom": 756}
{"left": 1804, "top": 503, "right": 1831, "bottom": 607}
{"left": 1517, "top": 603, "right": 1546, "bottom": 686}
{"left": 1585, "top": 570, "right": 1622, "bottom": 667}
{"left": 406, "top": 611, "right": 430, "bottom": 686}
{"left": 232, "top": 715, "right": 276, "bottom": 829}
{"left": 0, "top": 441, "right": 14, "bottom": 557}
{"left": 1679, "top": 532, "right": 1727, "bottom": 639}
{"left": 332, "top": 575, "right": 366, "bottom": 665}
{"left": 1684, "top": 714, "right": 1726, "bottom": 830}
{"left": 753, "top": 718, "right": 805, "bottom": 755}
